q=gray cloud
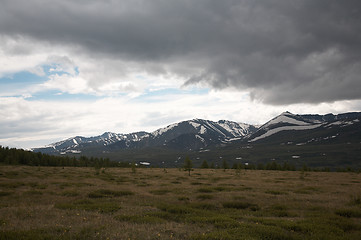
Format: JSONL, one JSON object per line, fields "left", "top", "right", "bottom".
{"left": 1, "top": 0, "right": 361, "bottom": 104}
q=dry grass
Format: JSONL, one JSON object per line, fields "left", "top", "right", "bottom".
{"left": 0, "top": 166, "right": 360, "bottom": 239}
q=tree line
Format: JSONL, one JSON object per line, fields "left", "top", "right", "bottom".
{"left": 0, "top": 146, "right": 129, "bottom": 168}
{"left": 1, "top": 146, "right": 358, "bottom": 172}
{"left": 196, "top": 159, "right": 358, "bottom": 172}
{"left": 198, "top": 159, "right": 297, "bottom": 171}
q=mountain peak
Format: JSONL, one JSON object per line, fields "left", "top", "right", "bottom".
{"left": 281, "top": 111, "right": 293, "bottom": 116}
{"left": 101, "top": 132, "right": 114, "bottom": 137}
{"left": 260, "top": 112, "right": 308, "bottom": 129}
{"left": 248, "top": 111, "right": 323, "bottom": 142}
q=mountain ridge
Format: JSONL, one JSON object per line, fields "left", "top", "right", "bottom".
{"left": 33, "top": 111, "right": 361, "bottom": 169}
{"left": 35, "top": 118, "right": 256, "bottom": 154}
{"left": 247, "top": 111, "right": 361, "bottom": 143}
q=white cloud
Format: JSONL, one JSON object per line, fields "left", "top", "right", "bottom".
{"left": 41, "top": 74, "right": 93, "bottom": 94}
{"left": 46, "top": 55, "right": 77, "bottom": 75}
{"left": 1, "top": 31, "right": 361, "bottom": 149}
{"left": 0, "top": 35, "right": 188, "bottom": 98}
{"left": 0, "top": 37, "right": 45, "bottom": 77}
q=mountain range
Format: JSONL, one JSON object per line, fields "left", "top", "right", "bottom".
{"left": 35, "top": 119, "right": 257, "bottom": 154}
{"left": 34, "top": 111, "right": 361, "bottom": 169}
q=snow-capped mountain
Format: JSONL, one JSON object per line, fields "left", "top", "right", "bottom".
{"left": 247, "top": 111, "right": 361, "bottom": 143}
{"left": 141, "top": 119, "right": 257, "bottom": 150}
{"left": 33, "top": 112, "right": 361, "bottom": 159}
{"left": 34, "top": 119, "right": 257, "bottom": 154}
{"left": 39, "top": 131, "right": 149, "bottom": 154}
{"left": 248, "top": 112, "right": 322, "bottom": 142}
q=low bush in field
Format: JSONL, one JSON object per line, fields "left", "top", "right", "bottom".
{"left": 213, "top": 186, "right": 228, "bottom": 192}
{"left": 293, "top": 186, "right": 320, "bottom": 194}
{"left": 197, "top": 187, "right": 214, "bottom": 193}
{"left": 189, "top": 203, "right": 218, "bottom": 210}
{"left": 149, "top": 189, "right": 171, "bottom": 195}
{"left": 0, "top": 182, "right": 25, "bottom": 189}
{"left": 55, "top": 199, "right": 121, "bottom": 213}
{"left": 191, "top": 181, "right": 203, "bottom": 185}
{"left": 261, "top": 204, "right": 297, "bottom": 218}
{"left": 350, "top": 195, "right": 361, "bottom": 206}
{"left": 190, "top": 222, "right": 299, "bottom": 240}
{"left": 335, "top": 208, "right": 361, "bottom": 218}
{"left": 197, "top": 194, "right": 214, "bottom": 200}
{"left": 24, "top": 190, "right": 43, "bottom": 195}
{"left": 60, "top": 190, "right": 79, "bottom": 197}
{"left": 265, "top": 190, "right": 288, "bottom": 195}
{"left": 188, "top": 215, "right": 240, "bottom": 229}
{"left": 0, "top": 191, "right": 13, "bottom": 197}
{"left": 197, "top": 186, "right": 229, "bottom": 193}
{"left": 222, "top": 201, "right": 260, "bottom": 211}
{"left": 0, "top": 228, "right": 67, "bottom": 240}
{"left": 88, "top": 189, "right": 133, "bottom": 198}
{"left": 114, "top": 214, "right": 165, "bottom": 224}
{"left": 157, "top": 204, "right": 194, "bottom": 215}
{"left": 0, "top": 226, "right": 106, "bottom": 240}
{"left": 178, "top": 196, "right": 190, "bottom": 201}
{"left": 155, "top": 202, "right": 242, "bottom": 230}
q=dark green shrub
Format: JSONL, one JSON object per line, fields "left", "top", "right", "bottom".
{"left": 335, "top": 209, "right": 361, "bottom": 218}
{"left": 197, "top": 187, "right": 213, "bottom": 193}
{"left": 115, "top": 215, "right": 165, "bottom": 224}
{"left": 55, "top": 199, "right": 121, "bottom": 213}
{"left": 197, "top": 194, "right": 214, "bottom": 200}
{"left": 0, "top": 191, "right": 12, "bottom": 197}
{"left": 88, "top": 189, "right": 133, "bottom": 198}
{"left": 149, "top": 189, "right": 171, "bottom": 195}
{"left": 222, "top": 201, "right": 260, "bottom": 211}
{"left": 189, "top": 203, "right": 217, "bottom": 210}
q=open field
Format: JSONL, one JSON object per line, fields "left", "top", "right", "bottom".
{"left": 0, "top": 166, "right": 361, "bottom": 239}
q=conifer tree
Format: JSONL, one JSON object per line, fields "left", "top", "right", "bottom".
{"left": 222, "top": 159, "right": 229, "bottom": 171}
{"left": 201, "top": 160, "right": 209, "bottom": 168}
{"left": 184, "top": 156, "right": 193, "bottom": 176}
{"left": 210, "top": 162, "right": 215, "bottom": 169}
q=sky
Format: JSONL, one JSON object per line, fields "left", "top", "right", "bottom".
{"left": 1, "top": 0, "right": 361, "bottom": 149}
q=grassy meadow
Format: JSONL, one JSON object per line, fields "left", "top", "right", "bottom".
{"left": 0, "top": 166, "right": 361, "bottom": 240}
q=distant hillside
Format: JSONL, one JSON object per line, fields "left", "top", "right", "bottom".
{"left": 33, "top": 119, "right": 256, "bottom": 154}
{"left": 32, "top": 112, "right": 361, "bottom": 170}
{"left": 0, "top": 146, "right": 126, "bottom": 167}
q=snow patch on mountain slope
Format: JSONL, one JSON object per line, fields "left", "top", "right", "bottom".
{"left": 204, "top": 122, "right": 227, "bottom": 137}
{"left": 199, "top": 126, "right": 207, "bottom": 134}
{"left": 218, "top": 121, "right": 252, "bottom": 137}
{"left": 325, "top": 119, "right": 360, "bottom": 128}
{"left": 218, "top": 122, "right": 239, "bottom": 136}
{"left": 195, "top": 135, "right": 205, "bottom": 142}
{"left": 225, "top": 137, "right": 242, "bottom": 142}
{"left": 262, "top": 112, "right": 309, "bottom": 129}
{"left": 152, "top": 123, "right": 179, "bottom": 137}
{"left": 189, "top": 121, "right": 201, "bottom": 128}
{"left": 250, "top": 124, "right": 322, "bottom": 142}
{"left": 327, "top": 121, "right": 343, "bottom": 126}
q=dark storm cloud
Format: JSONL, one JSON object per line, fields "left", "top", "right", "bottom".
{"left": 1, "top": 0, "right": 361, "bottom": 104}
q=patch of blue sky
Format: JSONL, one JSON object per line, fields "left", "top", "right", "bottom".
{"left": 1, "top": 63, "right": 78, "bottom": 84}
{"left": 43, "top": 64, "right": 79, "bottom": 76}
{"left": 27, "top": 90, "right": 100, "bottom": 101}
{"left": 0, "top": 71, "right": 47, "bottom": 97}
{"left": 1, "top": 63, "right": 80, "bottom": 97}
{"left": 0, "top": 70, "right": 47, "bottom": 84}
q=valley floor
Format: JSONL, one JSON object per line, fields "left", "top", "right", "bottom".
{"left": 0, "top": 166, "right": 360, "bottom": 239}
